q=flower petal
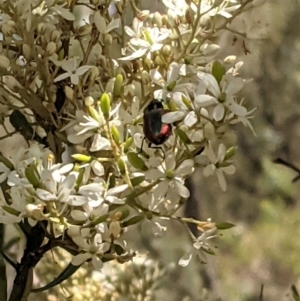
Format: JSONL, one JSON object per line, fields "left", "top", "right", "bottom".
{"left": 178, "top": 252, "right": 193, "bottom": 267}
{"left": 216, "top": 170, "right": 227, "bottom": 191}
{"left": 213, "top": 103, "right": 225, "bottom": 121}
{"left": 72, "top": 253, "right": 91, "bottom": 266}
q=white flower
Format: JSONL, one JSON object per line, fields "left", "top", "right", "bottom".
{"left": 123, "top": 18, "right": 143, "bottom": 39}
{"left": 196, "top": 72, "right": 247, "bottom": 121}
{"left": 71, "top": 203, "right": 109, "bottom": 223}
{"left": 150, "top": 62, "right": 195, "bottom": 99}
{"left": 145, "top": 153, "right": 194, "bottom": 209}
{"left": 78, "top": 182, "right": 128, "bottom": 206}
{"left": 119, "top": 26, "right": 170, "bottom": 61}
{"left": 62, "top": 103, "right": 120, "bottom": 151}
{"left": 162, "top": 0, "right": 195, "bottom": 17}
{"left": 35, "top": 166, "right": 87, "bottom": 206}
{"left": 162, "top": 91, "right": 198, "bottom": 126}
{"left": 195, "top": 142, "right": 236, "bottom": 191}
{"left": 54, "top": 58, "right": 92, "bottom": 85}
{"left": 71, "top": 233, "right": 110, "bottom": 269}
{"left": 179, "top": 226, "right": 218, "bottom": 267}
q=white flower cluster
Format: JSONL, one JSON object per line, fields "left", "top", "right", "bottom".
{"left": 0, "top": 0, "right": 256, "bottom": 270}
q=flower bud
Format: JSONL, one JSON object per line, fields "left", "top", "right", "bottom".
{"left": 64, "top": 86, "right": 74, "bottom": 100}
{"left": 127, "top": 152, "right": 147, "bottom": 171}
{"left": 113, "top": 74, "right": 123, "bottom": 97}
{"left": 224, "top": 146, "right": 237, "bottom": 160}
{"left": 144, "top": 58, "right": 153, "bottom": 70}
{"left": 111, "top": 125, "right": 120, "bottom": 145}
{"left": 224, "top": 55, "right": 237, "bottom": 64}
{"left": 75, "top": 166, "right": 85, "bottom": 188}
{"left": 117, "top": 157, "right": 126, "bottom": 175}
{"left": 123, "top": 84, "right": 135, "bottom": 97}
{"left": 50, "top": 29, "right": 61, "bottom": 42}
{"left": 168, "top": 99, "right": 178, "bottom": 111}
{"left": 77, "top": 24, "right": 92, "bottom": 36}
{"left": 154, "top": 55, "right": 165, "bottom": 66}
{"left": 72, "top": 154, "right": 92, "bottom": 162}
{"left": 22, "top": 44, "right": 32, "bottom": 61}
{"left": 0, "top": 55, "right": 10, "bottom": 69}
{"left": 46, "top": 42, "right": 57, "bottom": 56}
{"left": 25, "top": 165, "right": 40, "bottom": 188}
{"left": 152, "top": 12, "right": 162, "bottom": 27}
{"left": 176, "top": 128, "right": 191, "bottom": 143}
{"left": 1, "top": 23, "right": 15, "bottom": 36}
{"left": 37, "top": 23, "right": 46, "bottom": 35}
{"left": 137, "top": 10, "right": 150, "bottom": 21}
{"left": 88, "top": 105, "right": 102, "bottom": 123}
{"left": 181, "top": 94, "right": 192, "bottom": 110}
{"left": 84, "top": 96, "right": 94, "bottom": 106}
{"left": 109, "top": 221, "right": 121, "bottom": 238}
{"left": 88, "top": 66, "right": 99, "bottom": 81}
{"left": 100, "top": 93, "right": 111, "bottom": 119}
{"left": 104, "top": 33, "right": 113, "bottom": 45}
{"left": 162, "top": 45, "right": 171, "bottom": 57}
{"left": 167, "top": 10, "right": 177, "bottom": 27}
{"left": 26, "top": 204, "right": 44, "bottom": 220}
{"left": 141, "top": 70, "right": 151, "bottom": 84}
{"left": 124, "top": 137, "right": 133, "bottom": 153}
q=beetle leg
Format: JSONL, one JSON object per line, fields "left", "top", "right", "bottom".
{"left": 138, "top": 137, "right": 146, "bottom": 154}
{"left": 148, "top": 143, "right": 165, "bottom": 160}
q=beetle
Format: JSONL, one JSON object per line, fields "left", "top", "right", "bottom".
{"left": 140, "top": 99, "right": 172, "bottom": 154}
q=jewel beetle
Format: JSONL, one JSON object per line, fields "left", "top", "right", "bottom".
{"left": 140, "top": 99, "right": 172, "bottom": 153}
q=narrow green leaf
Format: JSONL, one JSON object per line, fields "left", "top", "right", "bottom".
{"left": 131, "top": 176, "right": 145, "bottom": 187}
{"left": 122, "top": 215, "right": 144, "bottom": 227}
{"left": 215, "top": 222, "right": 235, "bottom": 230}
{"left": 32, "top": 262, "right": 82, "bottom": 293}
{"left": 201, "top": 247, "right": 216, "bottom": 256}
{"left": 291, "top": 285, "right": 300, "bottom": 301}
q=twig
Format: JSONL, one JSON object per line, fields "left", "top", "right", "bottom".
{"left": 260, "top": 284, "right": 264, "bottom": 301}
{"left": 273, "top": 158, "right": 300, "bottom": 182}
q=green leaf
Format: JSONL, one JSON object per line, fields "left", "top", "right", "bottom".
{"left": 212, "top": 60, "right": 226, "bottom": 84}
{"left": 131, "top": 175, "right": 145, "bottom": 187}
{"left": 127, "top": 152, "right": 148, "bottom": 171}
{"left": 176, "top": 129, "right": 191, "bottom": 143}
{"left": 122, "top": 215, "right": 144, "bottom": 227}
{"left": 215, "top": 222, "right": 235, "bottom": 230}
{"left": 32, "top": 262, "right": 82, "bottom": 293}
